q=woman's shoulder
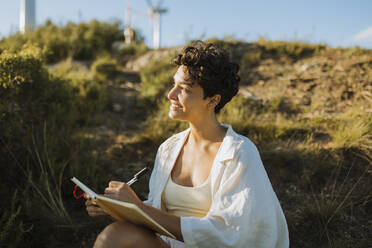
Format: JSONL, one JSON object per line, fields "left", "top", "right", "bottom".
{"left": 225, "top": 126, "right": 266, "bottom": 174}
{"left": 226, "top": 128, "right": 272, "bottom": 188}
{"left": 227, "top": 125, "right": 260, "bottom": 154}
{"left": 236, "top": 134, "right": 260, "bottom": 155}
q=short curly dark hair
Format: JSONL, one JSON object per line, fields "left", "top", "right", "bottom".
{"left": 174, "top": 40, "right": 240, "bottom": 114}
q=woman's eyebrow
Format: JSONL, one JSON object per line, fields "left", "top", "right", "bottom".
{"left": 179, "top": 82, "right": 193, "bottom": 87}
{"left": 173, "top": 75, "right": 193, "bottom": 87}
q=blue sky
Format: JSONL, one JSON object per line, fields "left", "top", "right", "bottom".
{"left": 1, "top": 0, "right": 371, "bottom": 49}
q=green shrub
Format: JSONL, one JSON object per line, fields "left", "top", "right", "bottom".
{"left": 91, "top": 57, "right": 119, "bottom": 82}
{"left": 0, "top": 48, "right": 109, "bottom": 247}
{"left": 0, "top": 52, "right": 78, "bottom": 129}
{"left": 257, "top": 37, "right": 328, "bottom": 59}
{"left": 0, "top": 50, "right": 78, "bottom": 133}
{"left": 139, "top": 54, "right": 176, "bottom": 101}
{"left": 139, "top": 98, "right": 188, "bottom": 144}
{"left": 48, "top": 57, "right": 108, "bottom": 124}
{"left": 204, "top": 37, "right": 237, "bottom": 53}
{"left": 120, "top": 42, "right": 149, "bottom": 57}
{"left": 204, "top": 37, "right": 252, "bottom": 64}
{"left": 48, "top": 57, "right": 92, "bottom": 80}
{"left": 240, "top": 50, "right": 262, "bottom": 68}
{"left": 0, "top": 20, "right": 125, "bottom": 63}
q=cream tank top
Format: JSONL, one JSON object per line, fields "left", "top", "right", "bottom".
{"left": 162, "top": 173, "right": 212, "bottom": 218}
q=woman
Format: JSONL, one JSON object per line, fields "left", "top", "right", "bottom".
{"left": 86, "top": 41, "right": 289, "bottom": 248}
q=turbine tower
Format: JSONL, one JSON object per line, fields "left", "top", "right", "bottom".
{"left": 124, "top": 0, "right": 135, "bottom": 45}
{"left": 146, "top": 0, "right": 167, "bottom": 49}
{"left": 20, "top": 0, "right": 36, "bottom": 33}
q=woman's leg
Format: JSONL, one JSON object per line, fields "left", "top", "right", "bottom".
{"left": 93, "top": 221, "right": 170, "bottom": 248}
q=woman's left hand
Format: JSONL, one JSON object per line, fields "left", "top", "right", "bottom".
{"left": 104, "top": 181, "right": 143, "bottom": 207}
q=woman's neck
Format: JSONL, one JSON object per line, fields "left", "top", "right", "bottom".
{"left": 188, "top": 117, "right": 227, "bottom": 147}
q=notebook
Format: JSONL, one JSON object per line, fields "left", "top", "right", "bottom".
{"left": 71, "top": 177, "right": 176, "bottom": 239}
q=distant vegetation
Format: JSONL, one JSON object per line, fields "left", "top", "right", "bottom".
{"left": 0, "top": 19, "right": 146, "bottom": 63}
{"left": 0, "top": 21, "right": 371, "bottom": 248}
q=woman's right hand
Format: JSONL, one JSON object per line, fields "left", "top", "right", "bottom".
{"left": 85, "top": 194, "right": 110, "bottom": 218}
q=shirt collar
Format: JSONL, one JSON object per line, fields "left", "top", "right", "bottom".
{"left": 215, "top": 123, "right": 243, "bottom": 162}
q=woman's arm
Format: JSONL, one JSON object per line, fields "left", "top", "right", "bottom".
{"left": 139, "top": 200, "right": 183, "bottom": 241}
{"left": 104, "top": 180, "right": 184, "bottom": 241}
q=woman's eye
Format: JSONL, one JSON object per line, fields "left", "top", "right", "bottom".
{"left": 173, "top": 83, "right": 183, "bottom": 89}
{"left": 181, "top": 87, "right": 190, "bottom": 92}
{"left": 172, "top": 82, "right": 189, "bottom": 92}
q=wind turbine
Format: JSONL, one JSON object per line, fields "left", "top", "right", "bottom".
{"left": 20, "top": 0, "right": 36, "bottom": 33}
{"left": 146, "top": 0, "right": 167, "bottom": 49}
{"left": 124, "top": 0, "right": 135, "bottom": 45}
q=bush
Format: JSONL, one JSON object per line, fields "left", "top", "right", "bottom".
{"left": 257, "top": 37, "right": 329, "bottom": 59}
{"left": 240, "top": 50, "right": 262, "bottom": 68}
{"left": 48, "top": 57, "right": 92, "bottom": 80}
{"left": 139, "top": 54, "right": 176, "bottom": 101}
{"left": 91, "top": 57, "right": 119, "bottom": 82}
{"left": 0, "top": 20, "right": 125, "bottom": 63}
{"left": 120, "top": 42, "right": 149, "bottom": 57}
{"left": 139, "top": 98, "right": 188, "bottom": 144}
{"left": 0, "top": 50, "right": 77, "bottom": 130}
{"left": 0, "top": 48, "right": 109, "bottom": 247}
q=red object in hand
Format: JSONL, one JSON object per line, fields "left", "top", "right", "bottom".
{"left": 73, "top": 185, "right": 85, "bottom": 199}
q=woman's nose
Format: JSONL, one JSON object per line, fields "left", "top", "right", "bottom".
{"left": 167, "top": 85, "right": 178, "bottom": 101}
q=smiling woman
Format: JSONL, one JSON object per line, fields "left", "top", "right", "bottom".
{"left": 87, "top": 41, "right": 289, "bottom": 248}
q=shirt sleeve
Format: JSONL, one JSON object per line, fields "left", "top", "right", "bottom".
{"left": 180, "top": 142, "right": 289, "bottom": 248}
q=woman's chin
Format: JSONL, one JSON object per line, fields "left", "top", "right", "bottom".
{"left": 168, "top": 110, "right": 184, "bottom": 120}
{"left": 168, "top": 112, "right": 178, "bottom": 120}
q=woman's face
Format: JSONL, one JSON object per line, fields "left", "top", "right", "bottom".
{"left": 167, "top": 66, "right": 211, "bottom": 122}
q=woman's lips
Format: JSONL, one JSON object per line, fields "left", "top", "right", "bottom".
{"left": 171, "top": 104, "right": 182, "bottom": 110}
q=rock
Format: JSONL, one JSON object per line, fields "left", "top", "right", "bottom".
{"left": 297, "top": 62, "right": 319, "bottom": 72}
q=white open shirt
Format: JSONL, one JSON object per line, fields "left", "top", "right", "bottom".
{"left": 144, "top": 123, "right": 289, "bottom": 248}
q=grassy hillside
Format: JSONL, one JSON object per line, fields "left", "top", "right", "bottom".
{"left": 0, "top": 21, "right": 371, "bottom": 247}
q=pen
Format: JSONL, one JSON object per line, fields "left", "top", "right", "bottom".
{"left": 126, "top": 166, "right": 149, "bottom": 186}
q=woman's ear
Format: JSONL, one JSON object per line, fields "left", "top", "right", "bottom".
{"left": 212, "top": 94, "right": 221, "bottom": 105}
{"left": 207, "top": 94, "right": 221, "bottom": 107}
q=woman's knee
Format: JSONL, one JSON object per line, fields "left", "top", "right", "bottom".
{"left": 93, "top": 221, "right": 163, "bottom": 248}
{"left": 94, "top": 221, "right": 136, "bottom": 248}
